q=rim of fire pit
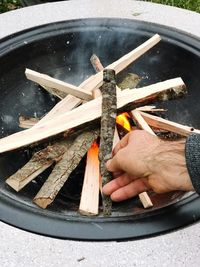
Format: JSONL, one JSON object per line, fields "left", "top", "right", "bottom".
{"left": 0, "top": 17, "right": 200, "bottom": 240}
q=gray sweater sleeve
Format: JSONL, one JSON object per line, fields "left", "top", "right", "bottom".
{"left": 185, "top": 134, "right": 200, "bottom": 194}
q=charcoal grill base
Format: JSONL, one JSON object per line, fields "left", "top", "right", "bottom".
{"left": 1, "top": 17, "right": 200, "bottom": 240}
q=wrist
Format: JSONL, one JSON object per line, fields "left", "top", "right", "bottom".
{"left": 148, "top": 139, "right": 194, "bottom": 192}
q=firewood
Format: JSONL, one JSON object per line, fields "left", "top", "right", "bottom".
{"left": 79, "top": 56, "right": 104, "bottom": 216}
{"left": 25, "top": 69, "right": 93, "bottom": 101}
{"left": 33, "top": 129, "right": 99, "bottom": 209}
{"left": 33, "top": 34, "right": 161, "bottom": 127}
{"left": 139, "top": 111, "right": 200, "bottom": 136}
{"left": 99, "top": 69, "right": 117, "bottom": 216}
{"left": 85, "top": 34, "right": 161, "bottom": 92}
{"left": 139, "top": 192, "right": 153, "bottom": 209}
{"left": 0, "top": 78, "right": 186, "bottom": 153}
{"left": 79, "top": 141, "right": 100, "bottom": 216}
{"left": 19, "top": 116, "right": 39, "bottom": 129}
{"left": 118, "top": 73, "right": 141, "bottom": 90}
{"left": 11, "top": 71, "right": 101, "bottom": 193}
{"left": 137, "top": 106, "right": 166, "bottom": 112}
{"left": 6, "top": 141, "right": 68, "bottom": 191}
{"left": 130, "top": 109, "right": 154, "bottom": 208}
{"left": 90, "top": 54, "right": 104, "bottom": 73}
{"left": 131, "top": 109, "right": 155, "bottom": 135}
{"left": 90, "top": 54, "right": 120, "bottom": 146}
{"left": 36, "top": 76, "right": 95, "bottom": 125}
{"left": 40, "top": 84, "right": 67, "bottom": 99}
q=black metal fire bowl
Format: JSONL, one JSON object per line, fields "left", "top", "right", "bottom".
{"left": 0, "top": 17, "right": 200, "bottom": 241}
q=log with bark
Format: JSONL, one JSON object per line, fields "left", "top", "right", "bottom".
{"left": 6, "top": 141, "right": 68, "bottom": 191}
{"left": 33, "top": 129, "right": 99, "bottom": 209}
{"left": 99, "top": 69, "right": 117, "bottom": 216}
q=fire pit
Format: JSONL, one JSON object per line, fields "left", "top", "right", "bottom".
{"left": 0, "top": 1, "right": 200, "bottom": 241}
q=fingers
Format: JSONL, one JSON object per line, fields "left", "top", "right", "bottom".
{"left": 102, "top": 174, "right": 136, "bottom": 196}
{"left": 110, "top": 178, "right": 150, "bottom": 202}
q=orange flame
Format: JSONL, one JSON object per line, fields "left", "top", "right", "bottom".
{"left": 116, "top": 112, "right": 131, "bottom": 132}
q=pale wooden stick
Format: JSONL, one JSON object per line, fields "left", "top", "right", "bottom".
{"left": 25, "top": 69, "right": 93, "bottom": 101}
{"left": 130, "top": 109, "right": 155, "bottom": 208}
{"left": 40, "top": 85, "right": 67, "bottom": 99}
{"left": 0, "top": 78, "right": 186, "bottom": 153}
{"left": 19, "top": 116, "right": 39, "bottom": 129}
{"left": 131, "top": 110, "right": 155, "bottom": 135}
{"left": 79, "top": 56, "right": 103, "bottom": 216}
{"left": 79, "top": 141, "right": 100, "bottom": 216}
{"left": 137, "top": 106, "right": 166, "bottom": 112}
{"left": 90, "top": 54, "right": 104, "bottom": 73}
{"left": 36, "top": 76, "right": 95, "bottom": 125}
{"left": 139, "top": 111, "right": 200, "bottom": 136}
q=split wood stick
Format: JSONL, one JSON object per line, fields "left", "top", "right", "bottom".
{"left": 32, "top": 34, "right": 161, "bottom": 127}
{"left": 137, "top": 106, "right": 166, "bottom": 112}
{"left": 90, "top": 54, "right": 104, "bottom": 73}
{"left": 79, "top": 141, "right": 100, "bottom": 216}
{"left": 0, "top": 78, "right": 186, "bottom": 153}
{"left": 139, "top": 111, "right": 200, "bottom": 136}
{"left": 40, "top": 84, "right": 67, "bottom": 99}
{"left": 130, "top": 109, "right": 154, "bottom": 208}
{"left": 131, "top": 109, "right": 155, "bottom": 135}
{"left": 19, "top": 116, "right": 39, "bottom": 129}
{"left": 36, "top": 75, "right": 97, "bottom": 125}
{"left": 25, "top": 69, "right": 93, "bottom": 101}
{"left": 90, "top": 54, "right": 103, "bottom": 98}
{"left": 78, "top": 56, "right": 104, "bottom": 216}
{"left": 33, "top": 129, "right": 99, "bottom": 209}
{"left": 99, "top": 69, "right": 117, "bottom": 216}
{"left": 6, "top": 141, "right": 68, "bottom": 191}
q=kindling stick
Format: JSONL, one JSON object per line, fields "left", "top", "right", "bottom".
{"left": 139, "top": 111, "right": 200, "bottom": 136}
{"left": 25, "top": 69, "right": 93, "bottom": 101}
{"left": 130, "top": 109, "right": 155, "bottom": 208}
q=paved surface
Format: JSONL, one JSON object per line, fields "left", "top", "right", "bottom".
{"left": 0, "top": 1, "right": 200, "bottom": 266}
{"left": 0, "top": 221, "right": 200, "bottom": 267}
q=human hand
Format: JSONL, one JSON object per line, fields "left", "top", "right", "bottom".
{"left": 103, "top": 130, "right": 194, "bottom": 202}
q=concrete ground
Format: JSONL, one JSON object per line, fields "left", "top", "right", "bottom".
{"left": 0, "top": 221, "right": 200, "bottom": 267}
{"left": 0, "top": 1, "right": 200, "bottom": 266}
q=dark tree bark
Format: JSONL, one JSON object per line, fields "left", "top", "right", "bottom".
{"left": 99, "top": 69, "right": 117, "bottom": 216}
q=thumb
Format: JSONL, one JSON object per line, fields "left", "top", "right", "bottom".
{"left": 106, "top": 152, "right": 123, "bottom": 173}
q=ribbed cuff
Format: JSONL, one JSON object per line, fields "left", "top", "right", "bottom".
{"left": 185, "top": 134, "right": 200, "bottom": 194}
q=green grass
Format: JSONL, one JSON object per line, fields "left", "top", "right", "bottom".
{"left": 0, "top": 0, "right": 200, "bottom": 13}
{"left": 0, "top": 0, "right": 21, "bottom": 13}
{"left": 145, "top": 0, "right": 200, "bottom": 12}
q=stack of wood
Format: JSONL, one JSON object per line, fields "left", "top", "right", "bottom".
{"left": 2, "top": 34, "right": 200, "bottom": 216}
